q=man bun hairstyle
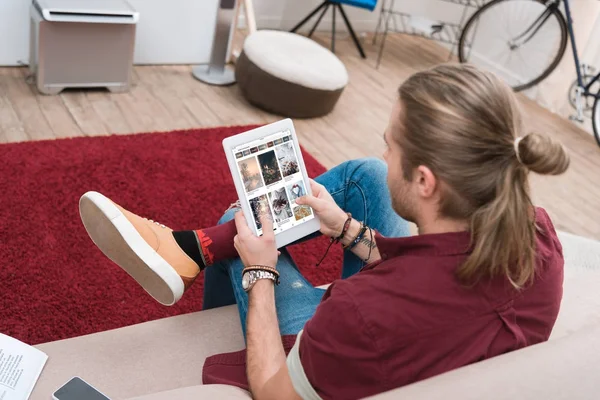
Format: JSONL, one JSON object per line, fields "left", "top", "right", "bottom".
{"left": 516, "top": 132, "right": 569, "bottom": 175}
{"left": 397, "top": 63, "right": 569, "bottom": 288}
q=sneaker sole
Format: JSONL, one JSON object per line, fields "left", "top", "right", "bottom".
{"left": 79, "top": 191, "right": 185, "bottom": 306}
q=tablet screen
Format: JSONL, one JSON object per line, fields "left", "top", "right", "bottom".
{"left": 232, "top": 129, "right": 315, "bottom": 235}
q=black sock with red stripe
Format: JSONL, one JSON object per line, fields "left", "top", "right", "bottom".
{"left": 172, "top": 219, "right": 238, "bottom": 268}
{"left": 171, "top": 231, "right": 205, "bottom": 269}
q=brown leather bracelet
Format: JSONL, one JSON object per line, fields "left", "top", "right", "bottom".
{"left": 336, "top": 213, "right": 353, "bottom": 242}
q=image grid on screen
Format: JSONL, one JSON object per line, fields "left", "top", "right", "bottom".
{"left": 233, "top": 130, "right": 315, "bottom": 234}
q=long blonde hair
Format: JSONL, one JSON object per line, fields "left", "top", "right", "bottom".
{"left": 397, "top": 64, "right": 569, "bottom": 287}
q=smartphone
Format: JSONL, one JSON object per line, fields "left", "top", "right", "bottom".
{"left": 52, "top": 377, "right": 110, "bottom": 400}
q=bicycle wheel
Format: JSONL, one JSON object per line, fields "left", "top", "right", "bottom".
{"left": 458, "top": 0, "right": 568, "bottom": 92}
{"left": 590, "top": 95, "right": 600, "bottom": 147}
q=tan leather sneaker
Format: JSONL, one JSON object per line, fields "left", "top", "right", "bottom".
{"left": 79, "top": 191, "right": 200, "bottom": 306}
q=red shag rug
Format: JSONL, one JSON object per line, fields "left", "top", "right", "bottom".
{"left": 0, "top": 126, "right": 342, "bottom": 345}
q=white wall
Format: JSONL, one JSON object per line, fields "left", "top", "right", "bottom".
{"left": 0, "top": 0, "right": 31, "bottom": 66}
{"left": 128, "top": 0, "right": 219, "bottom": 64}
{"left": 0, "top": 0, "right": 220, "bottom": 66}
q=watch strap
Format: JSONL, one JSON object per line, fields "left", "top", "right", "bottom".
{"left": 243, "top": 269, "right": 278, "bottom": 292}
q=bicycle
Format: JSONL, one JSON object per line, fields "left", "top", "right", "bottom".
{"left": 457, "top": 0, "right": 600, "bottom": 147}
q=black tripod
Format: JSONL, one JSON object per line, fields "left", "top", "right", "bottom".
{"left": 290, "top": 1, "right": 367, "bottom": 59}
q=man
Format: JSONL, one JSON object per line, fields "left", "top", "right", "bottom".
{"left": 80, "top": 64, "right": 569, "bottom": 399}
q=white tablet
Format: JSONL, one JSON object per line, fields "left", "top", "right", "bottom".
{"left": 222, "top": 119, "right": 321, "bottom": 248}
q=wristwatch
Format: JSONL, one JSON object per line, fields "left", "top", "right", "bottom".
{"left": 242, "top": 269, "right": 278, "bottom": 292}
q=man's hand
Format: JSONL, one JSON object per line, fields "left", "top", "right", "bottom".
{"left": 297, "top": 179, "right": 382, "bottom": 263}
{"left": 296, "top": 179, "right": 348, "bottom": 238}
{"left": 233, "top": 211, "right": 279, "bottom": 268}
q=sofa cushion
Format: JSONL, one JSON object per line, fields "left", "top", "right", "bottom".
{"left": 367, "top": 323, "right": 600, "bottom": 399}
{"left": 125, "top": 385, "right": 250, "bottom": 400}
{"left": 558, "top": 231, "right": 600, "bottom": 272}
{"left": 32, "top": 306, "right": 245, "bottom": 400}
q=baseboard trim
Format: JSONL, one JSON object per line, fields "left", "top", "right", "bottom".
{"left": 238, "top": 15, "right": 378, "bottom": 33}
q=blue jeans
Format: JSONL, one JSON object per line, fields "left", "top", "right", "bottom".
{"left": 203, "top": 158, "right": 410, "bottom": 337}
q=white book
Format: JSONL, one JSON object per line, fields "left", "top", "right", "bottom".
{"left": 0, "top": 334, "right": 48, "bottom": 400}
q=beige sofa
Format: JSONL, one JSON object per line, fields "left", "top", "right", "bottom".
{"left": 31, "top": 231, "right": 600, "bottom": 400}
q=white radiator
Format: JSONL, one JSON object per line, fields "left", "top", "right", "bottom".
{"left": 29, "top": 0, "right": 139, "bottom": 94}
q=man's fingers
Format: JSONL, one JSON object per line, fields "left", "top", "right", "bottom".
{"left": 259, "top": 213, "right": 274, "bottom": 238}
{"left": 234, "top": 211, "right": 252, "bottom": 235}
{"left": 296, "top": 194, "right": 321, "bottom": 210}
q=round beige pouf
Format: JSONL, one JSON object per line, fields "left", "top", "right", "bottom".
{"left": 236, "top": 30, "right": 349, "bottom": 118}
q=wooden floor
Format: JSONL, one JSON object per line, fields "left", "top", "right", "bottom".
{"left": 1, "top": 33, "right": 599, "bottom": 239}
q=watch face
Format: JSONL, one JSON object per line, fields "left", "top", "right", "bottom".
{"left": 242, "top": 272, "right": 250, "bottom": 290}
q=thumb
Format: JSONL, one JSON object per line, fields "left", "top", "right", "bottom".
{"left": 296, "top": 194, "right": 323, "bottom": 211}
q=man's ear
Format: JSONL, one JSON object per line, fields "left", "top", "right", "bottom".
{"left": 415, "top": 165, "right": 437, "bottom": 199}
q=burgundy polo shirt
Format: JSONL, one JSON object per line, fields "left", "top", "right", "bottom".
{"left": 203, "top": 207, "right": 564, "bottom": 399}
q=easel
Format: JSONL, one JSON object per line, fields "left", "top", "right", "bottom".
{"left": 227, "top": 0, "right": 257, "bottom": 64}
